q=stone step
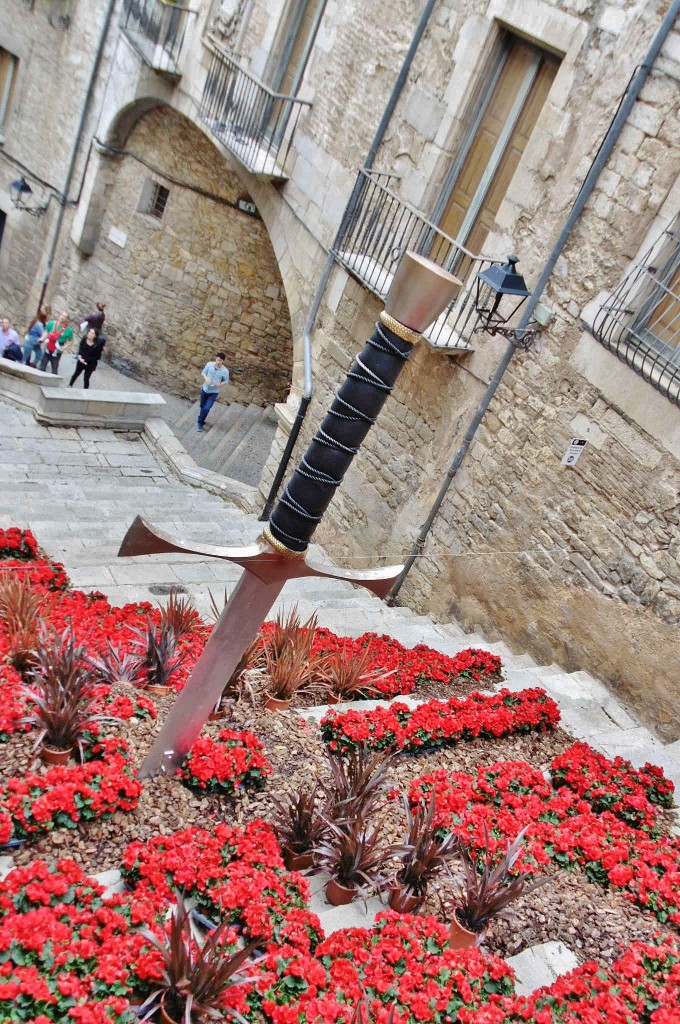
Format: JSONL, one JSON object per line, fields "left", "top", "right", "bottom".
{"left": 203, "top": 404, "right": 263, "bottom": 474}
{"left": 220, "top": 408, "right": 277, "bottom": 486}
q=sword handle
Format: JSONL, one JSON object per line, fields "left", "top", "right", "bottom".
{"left": 267, "top": 252, "right": 460, "bottom": 554}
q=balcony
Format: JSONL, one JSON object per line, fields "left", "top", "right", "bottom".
{"left": 332, "top": 170, "right": 507, "bottom": 353}
{"left": 586, "top": 217, "right": 680, "bottom": 407}
{"left": 199, "top": 46, "right": 311, "bottom": 180}
{"left": 121, "top": 0, "right": 193, "bottom": 78}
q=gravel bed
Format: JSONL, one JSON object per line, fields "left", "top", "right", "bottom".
{"left": 5, "top": 686, "right": 676, "bottom": 971}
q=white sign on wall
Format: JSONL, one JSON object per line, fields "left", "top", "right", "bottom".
{"left": 561, "top": 438, "right": 588, "bottom": 467}
{"left": 108, "top": 226, "right": 127, "bottom": 248}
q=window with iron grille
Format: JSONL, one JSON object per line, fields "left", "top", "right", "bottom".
{"left": 589, "top": 214, "right": 680, "bottom": 407}
{"left": 138, "top": 179, "right": 170, "bottom": 220}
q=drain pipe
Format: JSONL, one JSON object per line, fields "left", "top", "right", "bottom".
{"left": 36, "top": 0, "right": 116, "bottom": 313}
{"left": 387, "top": 0, "right": 680, "bottom": 604}
{"left": 259, "top": 0, "right": 439, "bottom": 520}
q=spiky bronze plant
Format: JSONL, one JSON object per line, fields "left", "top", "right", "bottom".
{"left": 262, "top": 606, "right": 322, "bottom": 701}
{"left": 313, "top": 814, "right": 393, "bottom": 893}
{"left": 159, "top": 590, "right": 201, "bottom": 641}
{"left": 138, "top": 893, "right": 257, "bottom": 1023}
{"left": 322, "top": 746, "right": 397, "bottom": 822}
{"left": 88, "top": 639, "right": 143, "bottom": 686}
{"left": 449, "top": 824, "right": 550, "bottom": 933}
{"left": 317, "top": 642, "right": 395, "bottom": 702}
{"left": 390, "top": 791, "right": 459, "bottom": 908}
{"left": 270, "top": 782, "right": 328, "bottom": 856}
{"left": 21, "top": 626, "right": 111, "bottom": 757}
{"left": 131, "top": 619, "right": 185, "bottom": 690}
{"left": 0, "top": 574, "right": 47, "bottom": 672}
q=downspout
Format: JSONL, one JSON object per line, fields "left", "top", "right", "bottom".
{"left": 387, "top": 0, "right": 680, "bottom": 603}
{"left": 36, "top": 0, "right": 116, "bottom": 313}
{"left": 259, "top": 0, "right": 439, "bottom": 520}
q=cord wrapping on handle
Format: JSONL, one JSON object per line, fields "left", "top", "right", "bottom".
{"left": 268, "top": 320, "right": 413, "bottom": 553}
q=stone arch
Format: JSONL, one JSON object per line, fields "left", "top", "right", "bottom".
{"left": 69, "top": 101, "right": 293, "bottom": 408}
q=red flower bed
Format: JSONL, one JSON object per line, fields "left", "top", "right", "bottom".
{"left": 179, "top": 728, "right": 272, "bottom": 795}
{"left": 0, "top": 737, "right": 141, "bottom": 845}
{"left": 321, "top": 688, "right": 560, "bottom": 754}
{"left": 122, "top": 820, "right": 314, "bottom": 943}
{"left": 0, "top": 528, "right": 38, "bottom": 561}
{"left": 551, "top": 741, "right": 674, "bottom": 829}
{"left": 458, "top": 933, "right": 680, "bottom": 1024}
{"left": 0, "top": 664, "right": 29, "bottom": 743}
{"left": 103, "top": 689, "right": 157, "bottom": 721}
{"left": 409, "top": 757, "right": 680, "bottom": 928}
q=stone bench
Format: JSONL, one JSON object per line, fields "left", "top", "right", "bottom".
{"left": 0, "top": 357, "right": 165, "bottom": 431}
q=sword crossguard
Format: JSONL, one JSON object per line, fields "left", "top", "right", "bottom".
{"left": 119, "top": 515, "right": 404, "bottom": 599}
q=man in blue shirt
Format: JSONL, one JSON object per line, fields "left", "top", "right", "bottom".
{"left": 197, "top": 352, "right": 230, "bottom": 431}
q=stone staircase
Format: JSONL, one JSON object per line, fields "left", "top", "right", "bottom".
{"left": 168, "top": 398, "right": 278, "bottom": 487}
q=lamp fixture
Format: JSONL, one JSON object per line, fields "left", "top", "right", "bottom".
{"left": 9, "top": 177, "right": 47, "bottom": 217}
{"left": 474, "top": 255, "right": 539, "bottom": 348}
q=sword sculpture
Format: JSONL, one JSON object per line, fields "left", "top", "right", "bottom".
{"left": 119, "top": 252, "right": 460, "bottom": 778}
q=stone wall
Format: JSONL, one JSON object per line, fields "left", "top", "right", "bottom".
{"left": 61, "top": 105, "right": 293, "bottom": 405}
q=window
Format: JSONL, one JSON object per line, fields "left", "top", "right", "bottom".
{"left": 434, "top": 33, "right": 559, "bottom": 275}
{"left": 589, "top": 214, "right": 680, "bottom": 406}
{"left": 0, "top": 48, "right": 18, "bottom": 131}
{"left": 266, "top": 0, "right": 325, "bottom": 97}
{"left": 138, "top": 179, "right": 170, "bottom": 220}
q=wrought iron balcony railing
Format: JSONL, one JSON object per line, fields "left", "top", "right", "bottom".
{"left": 199, "top": 47, "right": 311, "bottom": 179}
{"left": 121, "top": 0, "right": 193, "bottom": 76}
{"left": 588, "top": 216, "right": 680, "bottom": 407}
{"left": 332, "top": 169, "right": 504, "bottom": 351}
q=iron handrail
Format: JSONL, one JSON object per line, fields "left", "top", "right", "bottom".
{"left": 332, "top": 168, "right": 503, "bottom": 350}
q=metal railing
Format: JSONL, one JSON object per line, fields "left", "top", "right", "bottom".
{"left": 589, "top": 216, "right": 680, "bottom": 407}
{"left": 121, "top": 0, "right": 192, "bottom": 75}
{"left": 199, "top": 46, "right": 311, "bottom": 179}
{"left": 331, "top": 169, "right": 504, "bottom": 350}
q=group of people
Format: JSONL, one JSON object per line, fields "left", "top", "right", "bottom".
{"left": 0, "top": 302, "right": 107, "bottom": 389}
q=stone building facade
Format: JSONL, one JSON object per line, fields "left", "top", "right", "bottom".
{"left": 0, "top": 0, "right": 678, "bottom": 737}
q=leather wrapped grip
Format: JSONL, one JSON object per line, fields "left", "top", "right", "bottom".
{"left": 267, "top": 321, "right": 413, "bottom": 552}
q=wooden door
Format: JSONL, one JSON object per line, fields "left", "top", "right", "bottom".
{"left": 438, "top": 37, "right": 559, "bottom": 266}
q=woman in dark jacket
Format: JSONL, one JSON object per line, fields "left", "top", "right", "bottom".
{"left": 68, "top": 328, "right": 101, "bottom": 389}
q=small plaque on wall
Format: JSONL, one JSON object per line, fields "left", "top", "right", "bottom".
{"left": 108, "top": 226, "right": 128, "bottom": 248}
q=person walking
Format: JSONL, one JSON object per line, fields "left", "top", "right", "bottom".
{"left": 0, "top": 318, "right": 20, "bottom": 358}
{"left": 80, "top": 302, "right": 106, "bottom": 335}
{"left": 22, "top": 304, "right": 52, "bottom": 367}
{"left": 68, "top": 328, "right": 101, "bottom": 389}
{"left": 39, "top": 311, "right": 73, "bottom": 374}
{"left": 197, "top": 351, "right": 229, "bottom": 431}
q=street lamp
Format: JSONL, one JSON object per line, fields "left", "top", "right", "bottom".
{"left": 473, "top": 254, "right": 541, "bottom": 350}
{"left": 9, "top": 176, "right": 47, "bottom": 217}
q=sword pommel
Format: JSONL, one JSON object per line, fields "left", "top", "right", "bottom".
{"left": 385, "top": 251, "right": 461, "bottom": 333}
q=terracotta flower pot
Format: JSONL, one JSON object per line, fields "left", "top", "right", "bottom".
{"left": 159, "top": 993, "right": 181, "bottom": 1024}
{"left": 208, "top": 707, "right": 228, "bottom": 721}
{"left": 40, "top": 744, "right": 73, "bottom": 767}
{"left": 448, "top": 912, "right": 480, "bottom": 950}
{"left": 388, "top": 885, "right": 422, "bottom": 914}
{"left": 325, "top": 693, "right": 340, "bottom": 706}
{"left": 146, "top": 684, "right": 171, "bottom": 697}
{"left": 283, "top": 848, "right": 314, "bottom": 872}
{"left": 264, "top": 694, "right": 291, "bottom": 712}
{"left": 325, "top": 878, "right": 357, "bottom": 906}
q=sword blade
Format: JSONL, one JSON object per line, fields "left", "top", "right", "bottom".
{"left": 140, "top": 567, "right": 286, "bottom": 778}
